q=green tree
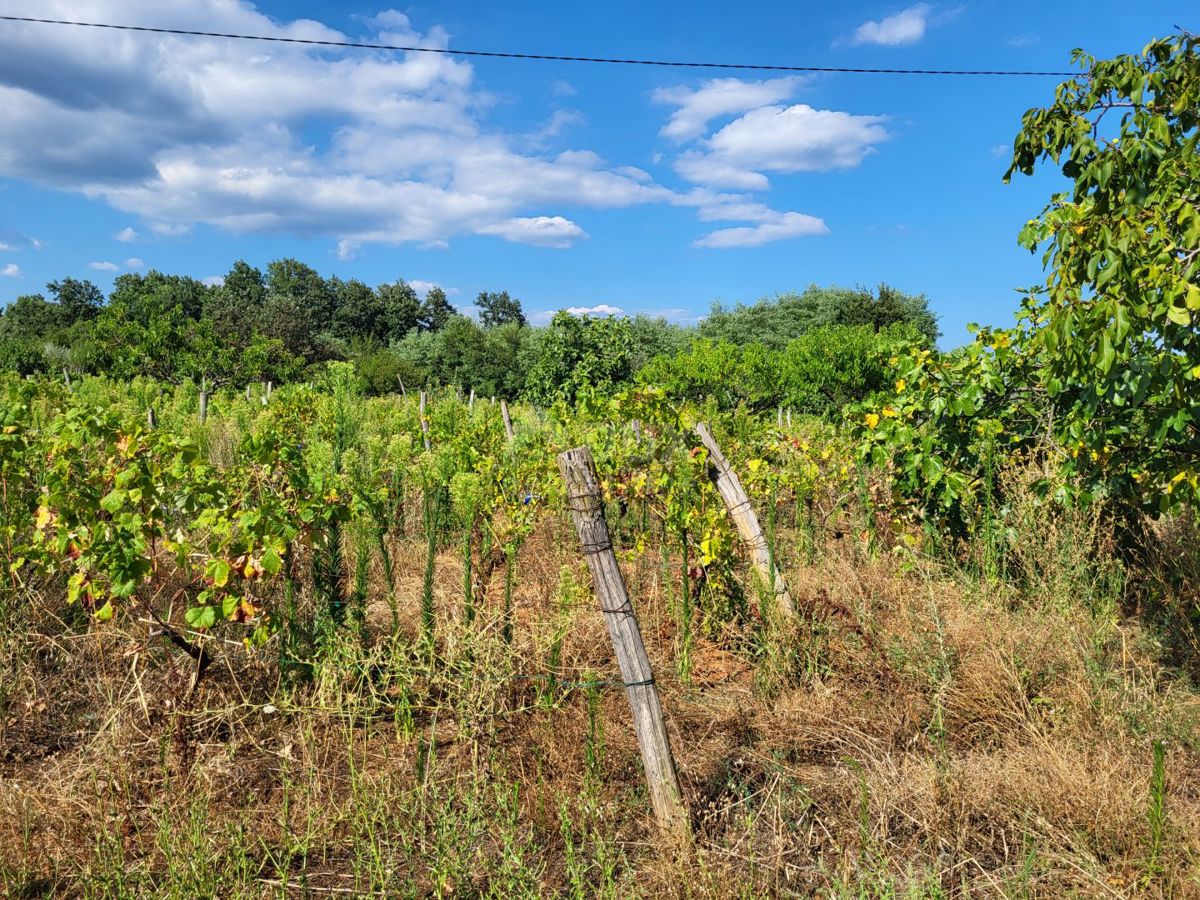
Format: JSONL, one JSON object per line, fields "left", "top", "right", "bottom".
{"left": 46, "top": 278, "right": 104, "bottom": 324}
{"left": 701, "top": 283, "right": 938, "bottom": 349}
{"left": 476, "top": 290, "right": 527, "bottom": 328}
{"left": 93, "top": 286, "right": 198, "bottom": 382}
{"left": 330, "top": 277, "right": 386, "bottom": 343}
{"left": 419, "top": 286, "right": 457, "bottom": 332}
{"left": 523, "top": 311, "right": 636, "bottom": 405}
{"left": 262, "top": 259, "right": 335, "bottom": 361}
{"left": 204, "top": 261, "right": 266, "bottom": 352}
{"left": 0, "top": 294, "right": 61, "bottom": 342}
{"left": 1006, "top": 31, "right": 1200, "bottom": 510}
{"left": 0, "top": 337, "right": 46, "bottom": 375}
{"left": 377, "top": 279, "right": 421, "bottom": 342}
{"left": 108, "top": 271, "right": 208, "bottom": 324}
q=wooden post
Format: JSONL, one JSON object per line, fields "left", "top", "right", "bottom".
{"left": 62, "top": 367, "right": 72, "bottom": 392}
{"left": 694, "top": 423, "right": 795, "bottom": 617}
{"left": 245, "top": 384, "right": 251, "bottom": 402}
{"left": 397, "top": 375, "right": 407, "bottom": 398}
{"left": 198, "top": 377, "right": 209, "bottom": 424}
{"left": 266, "top": 380, "right": 273, "bottom": 400}
{"left": 468, "top": 387, "right": 475, "bottom": 411}
{"left": 500, "top": 400, "right": 514, "bottom": 444}
{"left": 146, "top": 406, "right": 157, "bottom": 430}
{"left": 419, "top": 391, "right": 432, "bottom": 452}
{"left": 558, "top": 446, "right": 690, "bottom": 843}
{"left": 786, "top": 409, "right": 793, "bottom": 428}
{"left": 777, "top": 406, "right": 783, "bottom": 429}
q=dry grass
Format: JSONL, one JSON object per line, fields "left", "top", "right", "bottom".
{"left": 2, "top": 505, "right": 1199, "bottom": 898}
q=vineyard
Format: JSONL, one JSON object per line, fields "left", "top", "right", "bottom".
{"left": 1, "top": 25, "right": 1199, "bottom": 900}
{"left": 0, "top": 361, "right": 1198, "bottom": 898}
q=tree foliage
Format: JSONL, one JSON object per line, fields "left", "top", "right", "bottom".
{"left": 1007, "top": 31, "right": 1200, "bottom": 511}
{"left": 857, "top": 32, "right": 1200, "bottom": 529}
{"left": 476, "top": 290, "right": 527, "bottom": 328}
{"left": 701, "top": 283, "right": 939, "bottom": 349}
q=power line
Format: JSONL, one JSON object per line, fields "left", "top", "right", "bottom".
{"left": 0, "top": 15, "right": 1081, "bottom": 77}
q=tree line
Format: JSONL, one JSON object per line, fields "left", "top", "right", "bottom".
{"left": 0, "top": 259, "right": 938, "bottom": 414}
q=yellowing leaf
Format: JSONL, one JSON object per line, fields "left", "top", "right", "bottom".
{"left": 1186, "top": 284, "right": 1200, "bottom": 311}
{"left": 1167, "top": 305, "right": 1191, "bottom": 326}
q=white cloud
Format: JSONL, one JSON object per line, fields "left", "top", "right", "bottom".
{"left": 409, "top": 280, "right": 437, "bottom": 297}
{"left": 1006, "top": 34, "right": 1038, "bottom": 48}
{"left": 88, "top": 261, "right": 120, "bottom": 271}
{"left": 478, "top": 216, "right": 587, "bottom": 248}
{"left": 0, "top": 243, "right": 15, "bottom": 253}
{"left": 674, "top": 153, "right": 769, "bottom": 190}
{"left": 990, "top": 143, "right": 1009, "bottom": 158}
{"left": 201, "top": 275, "right": 224, "bottom": 287}
{"left": 114, "top": 226, "right": 139, "bottom": 242}
{"left": 565, "top": 304, "right": 623, "bottom": 316}
{"left": 693, "top": 211, "right": 829, "bottom": 248}
{"left": 531, "top": 303, "right": 624, "bottom": 324}
{"left": 851, "top": 4, "right": 932, "bottom": 46}
{"left": 674, "top": 104, "right": 889, "bottom": 189}
{"left": 653, "top": 76, "right": 803, "bottom": 142}
{"left": 532, "top": 109, "right": 584, "bottom": 142}
{"left": 551, "top": 80, "right": 577, "bottom": 97}
{"left": 123, "top": 257, "right": 145, "bottom": 268}
{"left": 1, "top": 263, "right": 22, "bottom": 278}
{"left": 708, "top": 105, "right": 890, "bottom": 173}
{"left": 0, "top": 2, "right": 702, "bottom": 252}
{"left": 0, "top": 6, "right": 869, "bottom": 254}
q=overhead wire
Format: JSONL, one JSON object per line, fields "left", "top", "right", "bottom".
{"left": 0, "top": 14, "right": 1082, "bottom": 77}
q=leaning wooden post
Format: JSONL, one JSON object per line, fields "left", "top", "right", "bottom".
{"left": 694, "top": 423, "right": 795, "bottom": 617}
{"left": 397, "top": 375, "right": 407, "bottom": 398}
{"left": 418, "top": 391, "right": 432, "bottom": 452}
{"left": 500, "top": 400, "right": 515, "bottom": 444}
{"left": 62, "top": 367, "right": 72, "bottom": 392}
{"left": 244, "top": 384, "right": 251, "bottom": 402}
{"left": 558, "top": 446, "right": 691, "bottom": 843}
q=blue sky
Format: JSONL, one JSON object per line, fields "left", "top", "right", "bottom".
{"left": 0, "top": 1, "right": 1193, "bottom": 343}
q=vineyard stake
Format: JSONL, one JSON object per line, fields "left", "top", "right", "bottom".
{"left": 397, "top": 374, "right": 407, "bottom": 398}
{"left": 198, "top": 376, "right": 209, "bottom": 425}
{"left": 468, "top": 387, "right": 475, "bottom": 411}
{"left": 419, "top": 391, "right": 432, "bottom": 452}
{"left": 694, "top": 423, "right": 795, "bottom": 617}
{"left": 146, "top": 406, "right": 157, "bottom": 430}
{"left": 558, "top": 445, "right": 691, "bottom": 843}
{"left": 500, "top": 400, "right": 515, "bottom": 444}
